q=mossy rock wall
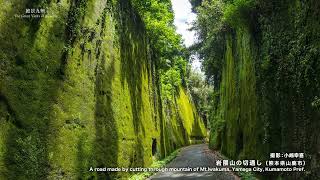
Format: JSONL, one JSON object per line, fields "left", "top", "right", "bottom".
{"left": 213, "top": 28, "right": 263, "bottom": 160}
{"left": 162, "top": 87, "right": 206, "bottom": 155}
{"left": 211, "top": 0, "right": 320, "bottom": 178}
{"left": 0, "top": 0, "right": 205, "bottom": 179}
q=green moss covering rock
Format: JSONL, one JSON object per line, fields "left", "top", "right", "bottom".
{"left": 198, "top": 0, "right": 320, "bottom": 179}
{"left": 0, "top": 0, "right": 205, "bottom": 179}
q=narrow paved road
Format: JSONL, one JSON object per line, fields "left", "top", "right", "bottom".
{"left": 150, "top": 144, "right": 239, "bottom": 180}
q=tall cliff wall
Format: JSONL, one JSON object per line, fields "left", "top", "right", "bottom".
{"left": 0, "top": 0, "right": 205, "bottom": 179}
{"left": 210, "top": 0, "right": 320, "bottom": 179}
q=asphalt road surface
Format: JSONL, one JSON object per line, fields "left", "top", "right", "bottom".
{"left": 150, "top": 144, "right": 239, "bottom": 180}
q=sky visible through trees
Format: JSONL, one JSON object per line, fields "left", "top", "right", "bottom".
{"left": 171, "top": 0, "right": 202, "bottom": 74}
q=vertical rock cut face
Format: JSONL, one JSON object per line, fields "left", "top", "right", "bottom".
{"left": 204, "top": 0, "right": 320, "bottom": 179}
{"left": 0, "top": 0, "right": 205, "bottom": 179}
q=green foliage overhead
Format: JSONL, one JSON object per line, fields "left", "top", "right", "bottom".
{"left": 223, "top": 0, "right": 255, "bottom": 27}
{"left": 190, "top": 0, "right": 225, "bottom": 86}
{"left": 190, "top": 0, "right": 256, "bottom": 85}
{"left": 187, "top": 70, "right": 214, "bottom": 114}
{"left": 132, "top": 0, "right": 185, "bottom": 61}
{"left": 189, "top": 0, "right": 203, "bottom": 12}
{"left": 131, "top": 0, "right": 190, "bottom": 102}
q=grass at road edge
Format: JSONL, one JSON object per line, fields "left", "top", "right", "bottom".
{"left": 129, "top": 149, "right": 180, "bottom": 180}
{"left": 238, "top": 171, "right": 257, "bottom": 180}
